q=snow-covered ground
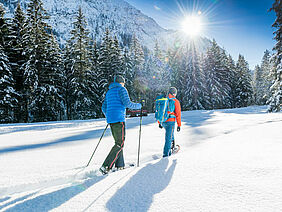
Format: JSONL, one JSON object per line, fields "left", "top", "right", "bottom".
{"left": 0, "top": 106, "right": 281, "bottom": 211}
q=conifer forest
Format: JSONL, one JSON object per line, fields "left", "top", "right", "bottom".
{"left": 0, "top": 0, "right": 281, "bottom": 123}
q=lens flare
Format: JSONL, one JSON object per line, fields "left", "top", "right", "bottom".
{"left": 181, "top": 15, "right": 202, "bottom": 36}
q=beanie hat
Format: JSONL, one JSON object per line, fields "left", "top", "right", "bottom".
{"left": 114, "top": 75, "right": 125, "bottom": 84}
{"left": 169, "top": 87, "right": 177, "bottom": 96}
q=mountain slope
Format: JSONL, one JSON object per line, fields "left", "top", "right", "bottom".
{"left": 1, "top": 0, "right": 211, "bottom": 52}
{"left": 1, "top": 0, "right": 169, "bottom": 48}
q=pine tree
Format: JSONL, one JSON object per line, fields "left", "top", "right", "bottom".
{"left": 122, "top": 47, "right": 133, "bottom": 83}
{"left": 0, "top": 3, "right": 8, "bottom": 48}
{"left": 111, "top": 36, "right": 123, "bottom": 75}
{"left": 44, "top": 33, "right": 64, "bottom": 120}
{"left": 62, "top": 42, "right": 73, "bottom": 120}
{"left": 268, "top": 0, "right": 282, "bottom": 112}
{"left": 235, "top": 54, "right": 253, "bottom": 107}
{"left": 129, "top": 35, "right": 145, "bottom": 101}
{"left": 183, "top": 43, "right": 206, "bottom": 110}
{"left": 97, "top": 28, "right": 114, "bottom": 108}
{"left": 253, "top": 65, "right": 263, "bottom": 104}
{"left": 203, "top": 40, "right": 226, "bottom": 109}
{"left": 22, "top": 0, "right": 62, "bottom": 122}
{"left": 261, "top": 50, "right": 273, "bottom": 102}
{"left": 66, "top": 7, "right": 93, "bottom": 119}
{"left": 0, "top": 44, "right": 18, "bottom": 123}
{"left": 227, "top": 55, "right": 237, "bottom": 108}
{"left": 166, "top": 43, "right": 183, "bottom": 102}
{"left": 7, "top": 3, "right": 27, "bottom": 122}
{"left": 219, "top": 49, "right": 233, "bottom": 108}
{"left": 154, "top": 40, "right": 163, "bottom": 59}
{"left": 88, "top": 39, "right": 101, "bottom": 117}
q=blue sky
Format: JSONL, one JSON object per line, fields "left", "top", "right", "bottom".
{"left": 127, "top": 0, "right": 276, "bottom": 69}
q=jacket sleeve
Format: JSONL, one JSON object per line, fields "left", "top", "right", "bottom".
{"left": 102, "top": 98, "right": 107, "bottom": 116}
{"left": 174, "top": 99, "right": 181, "bottom": 127}
{"left": 119, "top": 87, "right": 142, "bottom": 109}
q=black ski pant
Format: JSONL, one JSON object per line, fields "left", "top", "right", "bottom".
{"left": 102, "top": 122, "right": 125, "bottom": 169}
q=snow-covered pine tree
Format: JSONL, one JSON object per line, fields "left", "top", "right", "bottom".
{"left": 203, "top": 40, "right": 226, "bottom": 109}
{"left": 235, "top": 54, "right": 253, "bottom": 107}
{"left": 22, "top": 0, "right": 62, "bottom": 122}
{"left": 7, "top": 3, "right": 27, "bottom": 122}
{"left": 253, "top": 65, "right": 265, "bottom": 105}
{"left": 44, "top": 33, "right": 64, "bottom": 121}
{"left": 111, "top": 36, "right": 123, "bottom": 75}
{"left": 67, "top": 7, "right": 93, "bottom": 119}
{"left": 88, "top": 39, "right": 101, "bottom": 117}
{"left": 98, "top": 28, "right": 114, "bottom": 98}
{"left": 62, "top": 42, "right": 73, "bottom": 120}
{"left": 268, "top": 0, "right": 282, "bottom": 112}
{"left": 166, "top": 42, "right": 182, "bottom": 98}
{"left": 253, "top": 50, "right": 273, "bottom": 105}
{"left": 129, "top": 34, "right": 145, "bottom": 101}
{"left": 0, "top": 44, "right": 18, "bottom": 123}
{"left": 218, "top": 49, "right": 232, "bottom": 108}
{"left": 0, "top": 3, "right": 10, "bottom": 50}
{"left": 261, "top": 50, "right": 273, "bottom": 103}
{"left": 183, "top": 43, "right": 206, "bottom": 110}
{"left": 227, "top": 54, "right": 237, "bottom": 108}
{"left": 0, "top": 3, "right": 17, "bottom": 123}
{"left": 154, "top": 40, "right": 163, "bottom": 60}
{"left": 122, "top": 47, "right": 133, "bottom": 83}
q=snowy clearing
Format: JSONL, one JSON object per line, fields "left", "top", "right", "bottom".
{"left": 0, "top": 106, "right": 282, "bottom": 212}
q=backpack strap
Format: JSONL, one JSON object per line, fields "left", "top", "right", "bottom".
{"left": 167, "top": 98, "right": 176, "bottom": 118}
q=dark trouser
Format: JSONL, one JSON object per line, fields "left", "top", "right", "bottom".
{"left": 102, "top": 122, "right": 125, "bottom": 169}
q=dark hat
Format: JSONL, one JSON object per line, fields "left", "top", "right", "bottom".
{"left": 114, "top": 75, "right": 125, "bottom": 84}
{"left": 169, "top": 87, "right": 177, "bottom": 96}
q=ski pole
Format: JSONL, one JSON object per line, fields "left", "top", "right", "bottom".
{"left": 137, "top": 100, "right": 145, "bottom": 167}
{"left": 86, "top": 124, "right": 109, "bottom": 167}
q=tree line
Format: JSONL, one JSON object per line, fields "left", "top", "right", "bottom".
{"left": 0, "top": 0, "right": 281, "bottom": 124}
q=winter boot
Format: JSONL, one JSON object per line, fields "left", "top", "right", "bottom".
{"left": 99, "top": 166, "right": 110, "bottom": 175}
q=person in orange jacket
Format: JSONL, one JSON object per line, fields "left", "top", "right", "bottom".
{"left": 159, "top": 87, "right": 181, "bottom": 157}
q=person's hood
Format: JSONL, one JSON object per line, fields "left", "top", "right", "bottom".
{"left": 109, "top": 82, "right": 123, "bottom": 89}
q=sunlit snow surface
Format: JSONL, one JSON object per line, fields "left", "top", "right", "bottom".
{"left": 0, "top": 106, "right": 282, "bottom": 211}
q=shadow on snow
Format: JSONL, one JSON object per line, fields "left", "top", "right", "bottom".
{"left": 0, "top": 116, "right": 156, "bottom": 155}
{"left": 106, "top": 158, "right": 177, "bottom": 212}
{"left": 4, "top": 176, "right": 104, "bottom": 212}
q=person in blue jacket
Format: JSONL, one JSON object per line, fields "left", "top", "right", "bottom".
{"left": 100, "top": 75, "right": 142, "bottom": 175}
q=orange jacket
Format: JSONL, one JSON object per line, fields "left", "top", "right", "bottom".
{"left": 166, "top": 94, "right": 181, "bottom": 127}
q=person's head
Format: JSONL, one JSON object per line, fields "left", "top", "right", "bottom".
{"left": 114, "top": 75, "right": 125, "bottom": 87}
{"left": 169, "top": 87, "right": 177, "bottom": 96}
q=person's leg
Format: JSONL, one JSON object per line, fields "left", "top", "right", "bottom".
{"left": 115, "top": 150, "right": 125, "bottom": 168}
{"left": 102, "top": 122, "right": 125, "bottom": 170}
{"left": 162, "top": 122, "right": 175, "bottom": 157}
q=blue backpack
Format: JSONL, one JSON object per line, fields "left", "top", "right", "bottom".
{"left": 155, "top": 96, "right": 176, "bottom": 123}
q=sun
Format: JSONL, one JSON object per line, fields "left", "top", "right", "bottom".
{"left": 181, "top": 15, "right": 203, "bottom": 36}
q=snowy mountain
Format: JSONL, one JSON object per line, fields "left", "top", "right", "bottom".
{"left": 1, "top": 0, "right": 210, "bottom": 51}
{"left": 0, "top": 106, "right": 282, "bottom": 211}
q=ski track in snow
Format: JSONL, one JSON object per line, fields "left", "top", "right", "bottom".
{"left": 0, "top": 106, "right": 282, "bottom": 211}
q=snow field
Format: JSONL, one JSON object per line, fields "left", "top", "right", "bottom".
{"left": 0, "top": 106, "right": 282, "bottom": 211}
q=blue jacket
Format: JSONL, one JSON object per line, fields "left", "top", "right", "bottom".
{"left": 102, "top": 82, "right": 142, "bottom": 123}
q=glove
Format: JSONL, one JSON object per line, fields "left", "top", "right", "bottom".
{"left": 177, "top": 126, "right": 181, "bottom": 132}
{"left": 159, "top": 124, "right": 163, "bottom": 129}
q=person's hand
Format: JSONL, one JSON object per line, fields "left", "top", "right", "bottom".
{"left": 159, "top": 124, "right": 163, "bottom": 129}
{"left": 177, "top": 126, "right": 181, "bottom": 132}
